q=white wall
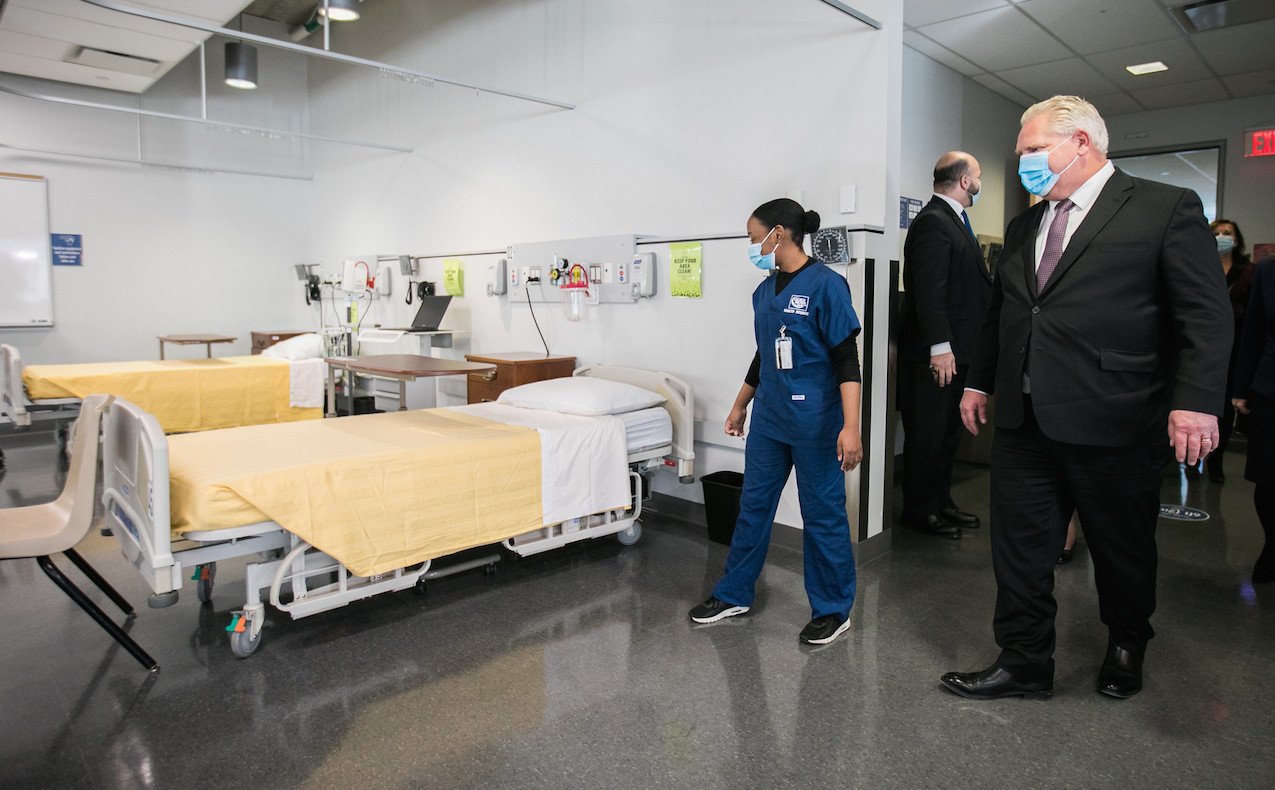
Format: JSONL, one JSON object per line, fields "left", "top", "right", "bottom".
{"left": 302, "top": 0, "right": 898, "bottom": 530}
{"left": 1105, "top": 96, "right": 1275, "bottom": 248}
{"left": 0, "top": 24, "right": 313, "bottom": 363}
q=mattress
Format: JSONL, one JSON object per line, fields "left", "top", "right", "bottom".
{"left": 24, "top": 355, "right": 320, "bottom": 432}
{"left": 616, "top": 407, "right": 673, "bottom": 453}
{"left": 168, "top": 409, "right": 544, "bottom": 577}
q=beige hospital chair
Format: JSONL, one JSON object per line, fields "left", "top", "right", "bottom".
{"left": 0, "top": 394, "right": 158, "bottom": 672}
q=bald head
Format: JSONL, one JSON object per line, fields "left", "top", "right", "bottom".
{"left": 933, "top": 152, "right": 981, "bottom": 208}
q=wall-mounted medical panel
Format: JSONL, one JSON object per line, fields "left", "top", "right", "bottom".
{"left": 506, "top": 234, "right": 649, "bottom": 304}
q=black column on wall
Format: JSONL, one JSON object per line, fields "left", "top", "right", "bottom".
{"left": 855, "top": 258, "right": 901, "bottom": 543}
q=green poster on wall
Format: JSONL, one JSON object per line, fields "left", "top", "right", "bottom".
{"left": 444, "top": 258, "right": 464, "bottom": 296}
{"left": 669, "top": 242, "right": 702, "bottom": 298}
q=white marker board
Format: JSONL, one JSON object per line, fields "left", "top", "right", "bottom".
{"left": 0, "top": 173, "right": 54, "bottom": 328}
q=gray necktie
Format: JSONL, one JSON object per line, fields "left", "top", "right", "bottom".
{"left": 1036, "top": 199, "right": 1073, "bottom": 295}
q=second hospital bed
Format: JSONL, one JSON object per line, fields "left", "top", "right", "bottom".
{"left": 2, "top": 343, "right": 323, "bottom": 434}
{"left": 100, "top": 364, "right": 694, "bottom": 658}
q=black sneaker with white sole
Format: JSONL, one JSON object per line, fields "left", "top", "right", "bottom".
{"left": 799, "top": 615, "right": 851, "bottom": 645}
{"left": 688, "top": 596, "right": 750, "bottom": 624}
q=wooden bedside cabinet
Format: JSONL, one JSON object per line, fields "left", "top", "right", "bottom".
{"left": 251, "top": 330, "right": 309, "bottom": 354}
{"left": 464, "top": 352, "right": 576, "bottom": 403}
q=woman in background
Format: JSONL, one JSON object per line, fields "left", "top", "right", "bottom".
{"left": 1232, "top": 248, "right": 1275, "bottom": 583}
{"left": 1208, "top": 219, "right": 1254, "bottom": 483}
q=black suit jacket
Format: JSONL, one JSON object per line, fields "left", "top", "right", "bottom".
{"left": 900, "top": 196, "right": 992, "bottom": 364}
{"left": 1234, "top": 257, "right": 1275, "bottom": 402}
{"left": 968, "top": 168, "right": 1231, "bottom": 447}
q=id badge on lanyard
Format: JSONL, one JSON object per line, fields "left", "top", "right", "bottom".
{"left": 774, "top": 325, "right": 793, "bottom": 370}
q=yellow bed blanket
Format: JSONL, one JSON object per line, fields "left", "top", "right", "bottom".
{"left": 167, "top": 409, "right": 543, "bottom": 577}
{"left": 23, "top": 355, "right": 319, "bottom": 432}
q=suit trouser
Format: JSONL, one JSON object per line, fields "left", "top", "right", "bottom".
{"left": 899, "top": 361, "right": 967, "bottom": 516}
{"left": 990, "top": 397, "right": 1164, "bottom": 673}
{"left": 712, "top": 430, "right": 857, "bottom": 620}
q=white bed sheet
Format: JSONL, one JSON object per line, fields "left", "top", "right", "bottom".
{"left": 448, "top": 402, "right": 630, "bottom": 527}
{"left": 288, "top": 359, "right": 325, "bottom": 408}
{"left": 616, "top": 407, "right": 673, "bottom": 453}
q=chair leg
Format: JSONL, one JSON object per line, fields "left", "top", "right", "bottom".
{"left": 36, "top": 555, "right": 159, "bottom": 672}
{"left": 62, "top": 548, "right": 134, "bottom": 616}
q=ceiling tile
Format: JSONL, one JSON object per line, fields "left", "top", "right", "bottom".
{"left": 903, "top": 30, "right": 985, "bottom": 76}
{"left": 1084, "top": 38, "right": 1214, "bottom": 92}
{"left": 1014, "top": 0, "right": 1181, "bottom": 55}
{"left": 993, "top": 57, "right": 1122, "bottom": 101}
{"left": 1191, "top": 18, "right": 1275, "bottom": 76}
{"left": 904, "top": 0, "right": 1012, "bottom": 29}
{"left": 1219, "top": 68, "right": 1275, "bottom": 99}
{"left": 971, "top": 72, "right": 1037, "bottom": 107}
{"left": 919, "top": 6, "right": 1074, "bottom": 72}
{"left": 1084, "top": 92, "right": 1146, "bottom": 117}
{"left": 1130, "top": 77, "right": 1229, "bottom": 110}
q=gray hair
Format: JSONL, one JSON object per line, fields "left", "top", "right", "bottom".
{"left": 1021, "top": 95, "right": 1109, "bottom": 155}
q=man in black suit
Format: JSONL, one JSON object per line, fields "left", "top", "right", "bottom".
{"left": 898, "top": 152, "right": 992, "bottom": 539}
{"left": 941, "top": 96, "right": 1230, "bottom": 700}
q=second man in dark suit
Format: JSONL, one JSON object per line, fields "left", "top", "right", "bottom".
{"left": 898, "top": 152, "right": 993, "bottom": 538}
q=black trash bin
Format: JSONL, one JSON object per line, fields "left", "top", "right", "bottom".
{"left": 701, "top": 471, "right": 745, "bottom": 545}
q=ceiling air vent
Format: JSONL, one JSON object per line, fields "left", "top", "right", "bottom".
{"left": 1169, "top": 0, "right": 1275, "bottom": 34}
{"left": 64, "top": 46, "right": 162, "bottom": 77}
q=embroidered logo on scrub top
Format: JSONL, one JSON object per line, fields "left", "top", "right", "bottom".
{"left": 784, "top": 295, "right": 810, "bottom": 316}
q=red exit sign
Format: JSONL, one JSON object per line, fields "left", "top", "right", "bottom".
{"left": 1247, "top": 128, "right": 1275, "bottom": 157}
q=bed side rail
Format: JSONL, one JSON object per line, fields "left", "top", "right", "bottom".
{"left": 101, "top": 396, "right": 178, "bottom": 596}
{"left": 574, "top": 363, "right": 695, "bottom": 481}
{"left": 1, "top": 344, "right": 29, "bottom": 427}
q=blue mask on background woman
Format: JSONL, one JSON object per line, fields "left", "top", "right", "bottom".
{"left": 748, "top": 227, "right": 779, "bottom": 270}
{"left": 1216, "top": 235, "right": 1235, "bottom": 255}
{"left": 1019, "top": 136, "right": 1078, "bottom": 197}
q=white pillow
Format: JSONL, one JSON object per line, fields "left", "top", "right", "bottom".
{"left": 261, "top": 333, "right": 324, "bottom": 361}
{"left": 497, "top": 376, "right": 666, "bottom": 416}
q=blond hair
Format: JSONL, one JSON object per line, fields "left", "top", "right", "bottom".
{"left": 1021, "top": 95, "right": 1109, "bottom": 155}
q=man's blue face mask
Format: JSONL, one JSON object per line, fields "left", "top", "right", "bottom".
{"left": 748, "top": 226, "right": 778, "bottom": 270}
{"left": 1018, "top": 135, "right": 1078, "bottom": 197}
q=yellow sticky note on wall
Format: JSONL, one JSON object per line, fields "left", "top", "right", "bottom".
{"left": 444, "top": 259, "right": 464, "bottom": 297}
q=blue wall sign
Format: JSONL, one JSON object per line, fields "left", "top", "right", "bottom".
{"left": 51, "top": 234, "right": 82, "bottom": 266}
{"left": 899, "top": 197, "right": 922, "bottom": 229}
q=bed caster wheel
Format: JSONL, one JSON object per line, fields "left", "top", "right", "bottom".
{"left": 195, "top": 563, "right": 217, "bottom": 604}
{"left": 484, "top": 563, "right": 498, "bottom": 577}
{"left": 616, "top": 522, "right": 642, "bottom": 546}
{"left": 229, "top": 626, "right": 262, "bottom": 658}
{"left": 414, "top": 578, "right": 428, "bottom": 596}
{"left": 148, "top": 591, "right": 179, "bottom": 609}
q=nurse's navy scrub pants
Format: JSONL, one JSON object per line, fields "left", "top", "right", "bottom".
{"left": 711, "top": 429, "right": 857, "bottom": 620}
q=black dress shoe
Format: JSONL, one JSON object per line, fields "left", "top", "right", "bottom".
{"left": 1097, "top": 642, "right": 1144, "bottom": 699}
{"left": 940, "top": 665, "right": 1053, "bottom": 700}
{"left": 902, "top": 513, "right": 961, "bottom": 539}
{"left": 940, "top": 505, "right": 980, "bottom": 527}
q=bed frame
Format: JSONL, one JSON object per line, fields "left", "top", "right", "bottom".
{"left": 99, "top": 364, "right": 694, "bottom": 658}
{"left": 1, "top": 343, "right": 80, "bottom": 435}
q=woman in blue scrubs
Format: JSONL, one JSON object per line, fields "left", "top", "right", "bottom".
{"left": 689, "top": 198, "right": 863, "bottom": 645}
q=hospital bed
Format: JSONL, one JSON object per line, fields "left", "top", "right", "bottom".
{"left": 1, "top": 343, "right": 323, "bottom": 434}
{"left": 99, "top": 364, "right": 695, "bottom": 658}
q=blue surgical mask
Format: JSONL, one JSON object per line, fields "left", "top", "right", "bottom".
{"left": 1018, "top": 136, "right": 1078, "bottom": 197}
{"left": 1216, "top": 235, "right": 1235, "bottom": 255}
{"left": 968, "top": 178, "right": 981, "bottom": 206}
{"left": 748, "top": 226, "right": 778, "bottom": 270}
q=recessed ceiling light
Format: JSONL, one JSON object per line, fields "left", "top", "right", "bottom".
{"left": 1126, "top": 61, "right": 1169, "bottom": 75}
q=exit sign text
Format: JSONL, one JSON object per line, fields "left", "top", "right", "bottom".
{"left": 1247, "top": 128, "right": 1275, "bottom": 157}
